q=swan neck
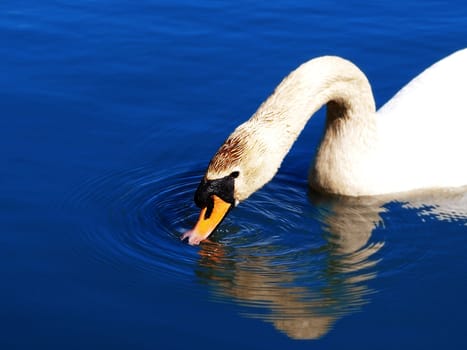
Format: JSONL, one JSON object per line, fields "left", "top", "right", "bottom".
{"left": 207, "top": 56, "right": 377, "bottom": 200}
{"left": 254, "top": 56, "right": 376, "bottom": 131}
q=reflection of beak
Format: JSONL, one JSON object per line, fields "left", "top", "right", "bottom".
{"left": 181, "top": 195, "right": 232, "bottom": 245}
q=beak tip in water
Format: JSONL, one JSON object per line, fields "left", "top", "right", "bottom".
{"left": 180, "top": 229, "right": 204, "bottom": 246}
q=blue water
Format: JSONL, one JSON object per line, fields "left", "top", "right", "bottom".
{"left": 2, "top": 0, "right": 467, "bottom": 348}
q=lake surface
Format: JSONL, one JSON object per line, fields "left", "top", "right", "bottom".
{"left": 2, "top": 0, "right": 467, "bottom": 348}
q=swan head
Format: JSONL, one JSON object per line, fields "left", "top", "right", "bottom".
{"left": 182, "top": 127, "right": 280, "bottom": 245}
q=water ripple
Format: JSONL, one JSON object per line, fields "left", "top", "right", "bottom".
{"left": 66, "top": 163, "right": 466, "bottom": 339}
{"left": 65, "top": 163, "right": 389, "bottom": 339}
{"left": 67, "top": 164, "right": 201, "bottom": 279}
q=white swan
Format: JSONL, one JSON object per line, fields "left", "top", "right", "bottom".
{"left": 182, "top": 48, "right": 467, "bottom": 245}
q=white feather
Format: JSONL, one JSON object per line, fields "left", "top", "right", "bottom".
{"left": 206, "top": 49, "right": 467, "bottom": 199}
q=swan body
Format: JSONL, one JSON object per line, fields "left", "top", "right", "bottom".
{"left": 209, "top": 48, "right": 467, "bottom": 198}
{"left": 183, "top": 49, "right": 467, "bottom": 244}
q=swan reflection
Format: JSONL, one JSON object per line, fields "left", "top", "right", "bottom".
{"left": 194, "top": 187, "right": 467, "bottom": 339}
{"left": 195, "top": 193, "right": 385, "bottom": 339}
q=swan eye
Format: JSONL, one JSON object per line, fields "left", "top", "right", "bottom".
{"left": 230, "top": 171, "right": 240, "bottom": 178}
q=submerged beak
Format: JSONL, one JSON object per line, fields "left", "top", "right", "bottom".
{"left": 181, "top": 195, "right": 232, "bottom": 245}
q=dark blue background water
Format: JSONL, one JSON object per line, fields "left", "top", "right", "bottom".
{"left": 2, "top": 1, "right": 467, "bottom": 349}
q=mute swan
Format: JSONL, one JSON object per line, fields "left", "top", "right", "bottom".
{"left": 182, "top": 49, "right": 467, "bottom": 245}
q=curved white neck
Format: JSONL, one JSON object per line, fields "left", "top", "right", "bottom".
{"left": 207, "top": 50, "right": 467, "bottom": 199}
{"left": 252, "top": 57, "right": 378, "bottom": 195}
{"left": 253, "top": 56, "right": 375, "bottom": 124}
{"left": 207, "top": 56, "right": 379, "bottom": 199}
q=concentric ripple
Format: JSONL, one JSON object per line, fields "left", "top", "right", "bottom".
{"left": 67, "top": 163, "right": 467, "bottom": 339}
{"left": 67, "top": 162, "right": 396, "bottom": 339}
{"left": 68, "top": 163, "right": 206, "bottom": 279}
{"left": 66, "top": 162, "right": 467, "bottom": 339}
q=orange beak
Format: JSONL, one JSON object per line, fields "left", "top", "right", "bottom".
{"left": 181, "top": 195, "right": 232, "bottom": 245}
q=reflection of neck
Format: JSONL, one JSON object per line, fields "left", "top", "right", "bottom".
{"left": 316, "top": 194, "right": 386, "bottom": 254}
{"left": 196, "top": 187, "right": 467, "bottom": 339}
{"left": 196, "top": 193, "right": 386, "bottom": 339}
